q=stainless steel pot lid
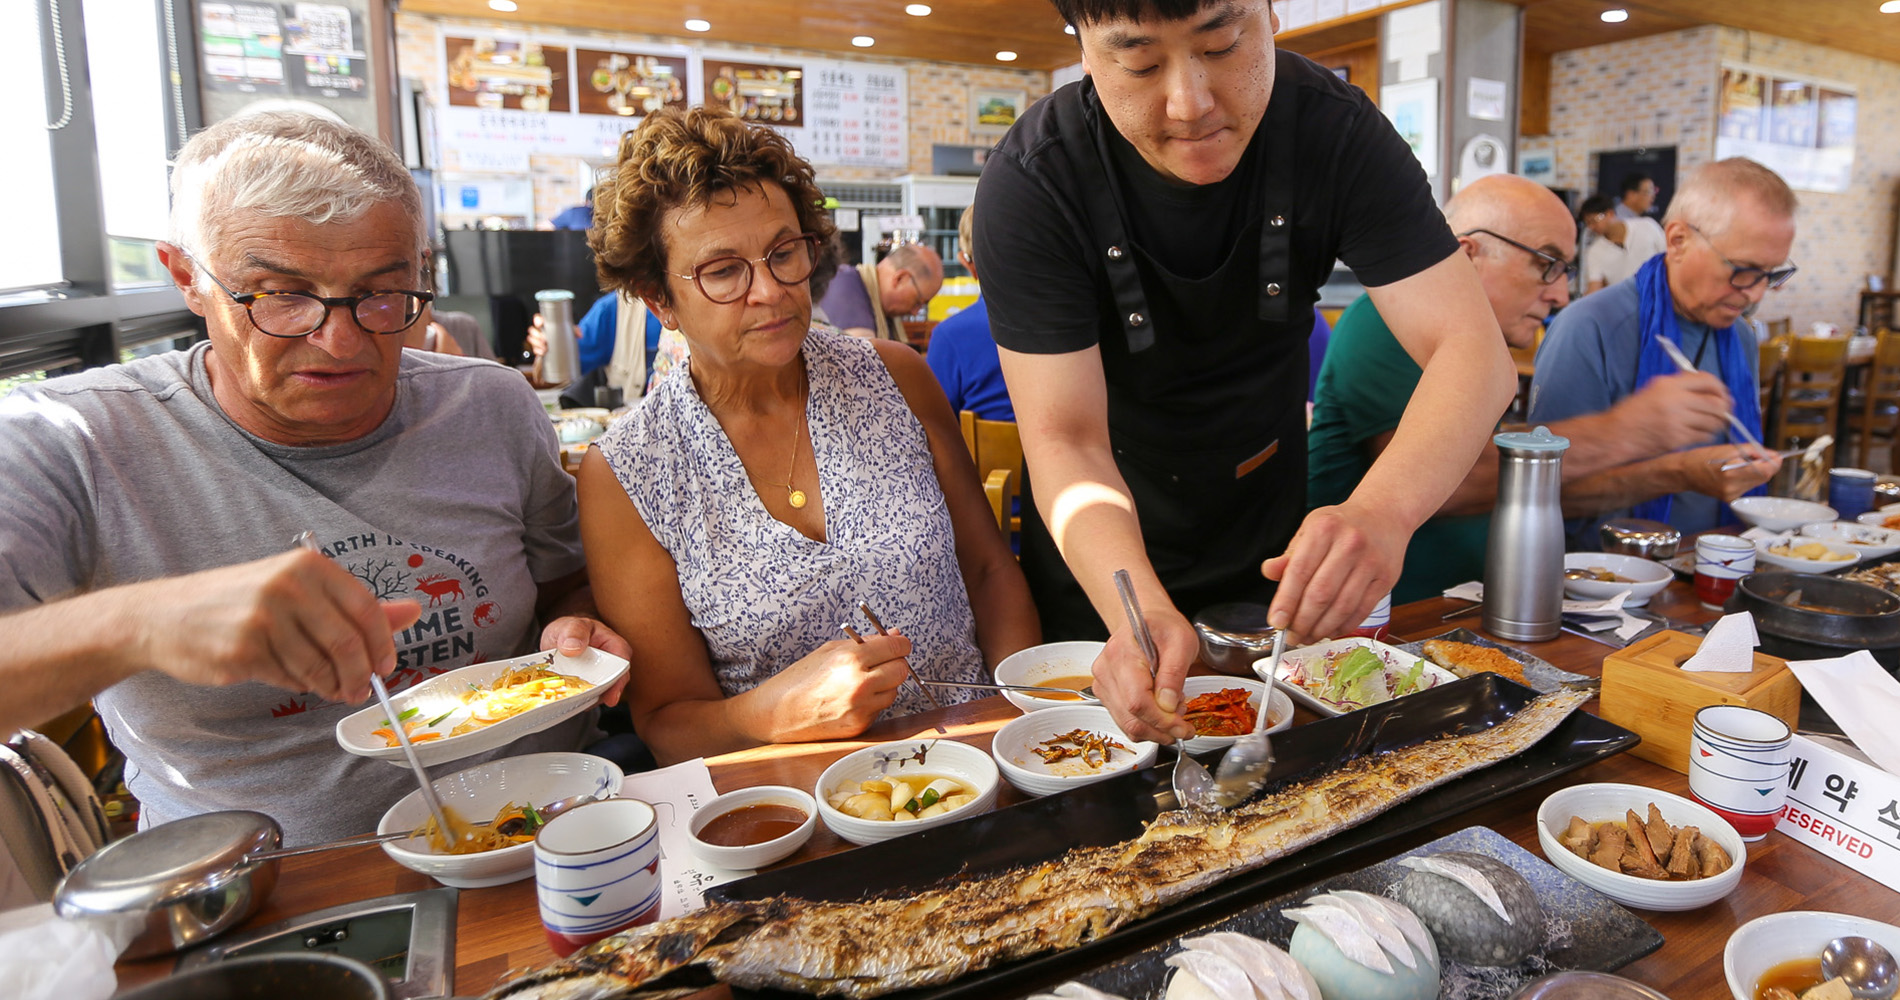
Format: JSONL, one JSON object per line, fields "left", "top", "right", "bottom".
{"left": 55, "top": 810, "right": 281, "bottom": 915}
{"left": 1192, "top": 602, "right": 1278, "bottom": 646}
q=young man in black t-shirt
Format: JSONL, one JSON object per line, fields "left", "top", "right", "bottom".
{"left": 973, "top": 0, "right": 1516, "bottom": 745}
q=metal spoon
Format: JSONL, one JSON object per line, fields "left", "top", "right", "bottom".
{"left": 1113, "top": 569, "right": 1217, "bottom": 811}
{"left": 1563, "top": 568, "right": 1596, "bottom": 580}
{"left": 1210, "top": 630, "right": 1281, "bottom": 808}
{"left": 251, "top": 792, "right": 601, "bottom": 860}
{"left": 1823, "top": 936, "right": 1899, "bottom": 1000}
{"left": 914, "top": 678, "right": 1099, "bottom": 699}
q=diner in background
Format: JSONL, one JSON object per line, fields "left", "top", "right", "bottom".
{"left": 973, "top": 0, "right": 1516, "bottom": 743}
{"left": 817, "top": 241, "right": 944, "bottom": 341}
{"left": 0, "top": 111, "right": 629, "bottom": 845}
{"left": 925, "top": 203, "right": 1014, "bottom": 421}
{"left": 577, "top": 107, "right": 1039, "bottom": 765}
{"left": 1579, "top": 193, "right": 1668, "bottom": 294}
{"left": 1309, "top": 174, "right": 1777, "bottom": 602}
{"left": 1530, "top": 157, "right": 1797, "bottom": 547}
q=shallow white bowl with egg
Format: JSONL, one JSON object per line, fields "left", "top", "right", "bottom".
{"left": 1561, "top": 553, "right": 1674, "bottom": 606}
{"left": 1723, "top": 910, "right": 1900, "bottom": 1000}
{"left": 1800, "top": 520, "right": 1900, "bottom": 560}
{"left": 1729, "top": 496, "right": 1837, "bottom": 533}
{"left": 1755, "top": 535, "right": 1861, "bottom": 574}
{"left": 1535, "top": 782, "right": 1744, "bottom": 911}
{"left": 687, "top": 785, "right": 816, "bottom": 871}
{"left": 377, "top": 751, "right": 625, "bottom": 888}
{"left": 814, "top": 739, "right": 999, "bottom": 846}
{"left": 1176, "top": 676, "right": 1294, "bottom": 754}
{"left": 991, "top": 704, "right": 1158, "bottom": 797}
{"left": 994, "top": 641, "right": 1105, "bottom": 713}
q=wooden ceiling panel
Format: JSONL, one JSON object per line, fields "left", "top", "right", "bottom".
{"left": 397, "top": 0, "right": 1900, "bottom": 71}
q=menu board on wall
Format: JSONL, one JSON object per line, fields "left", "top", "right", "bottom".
{"left": 1717, "top": 65, "right": 1854, "bottom": 194}
{"left": 800, "top": 60, "right": 906, "bottom": 168}
{"left": 201, "top": 2, "right": 286, "bottom": 92}
{"left": 446, "top": 36, "right": 570, "bottom": 112}
{"left": 282, "top": 2, "right": 367, "bottom": 98}
{"left": 703, "top": 59, "right": 804, "bottom": 124}
{"left": 576, "top": 49, "right": 690, "bottom": 118}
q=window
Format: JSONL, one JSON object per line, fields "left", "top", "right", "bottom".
{"left": 1, "top": 0, "right": 63, "bottom": 292}
{"left": 85, "top": 0, "right": 174, "bottom": 287}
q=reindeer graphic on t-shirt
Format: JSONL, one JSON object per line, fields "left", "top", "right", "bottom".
{"left": 414, "top": 573, "right": 466, "bottom": 606}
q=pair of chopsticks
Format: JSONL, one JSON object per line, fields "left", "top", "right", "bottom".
{"left": 840, "top": 602, "right": 941, "bottom": 710}
{"left": 1654, "top": 336, "right": 1763, "bottom": 450}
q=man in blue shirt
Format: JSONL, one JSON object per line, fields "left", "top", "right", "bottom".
{"left": 1530, "top": 158, "right": 1791, "bottom": 545}
{"left": 549, "top": 188, "right": 594, "bottom": 230}
{"left": 926, "top": 205, "right": 1013, "bottom": 421}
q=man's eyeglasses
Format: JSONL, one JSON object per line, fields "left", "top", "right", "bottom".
{"left": 194, "top": 259, "right": 433, "bottom": 338}
{"left": 1686, "top": 224, "right": 1798, "bottom": 290}
{"left": 671, "top": 233, "right": 821, "bottom": 305}
{"left": 1458, "top": 229, "right": 1576, "bottom": 285}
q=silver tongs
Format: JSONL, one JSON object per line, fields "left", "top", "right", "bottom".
{"left": 1114, "top": 569, "right": 1217, "bottom": 810}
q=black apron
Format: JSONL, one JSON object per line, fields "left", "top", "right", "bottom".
{"left": 1022, "top": 96, "right": 1313, "bottom": 641}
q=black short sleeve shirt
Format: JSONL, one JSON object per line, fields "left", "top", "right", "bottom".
{"left": 974, "top": 50, "right": 1458, "bottom": 357}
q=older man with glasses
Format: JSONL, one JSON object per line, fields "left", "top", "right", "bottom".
{"left": 1309, "top": 174, "right": 1758, "bottom": 600}
{"left": 0, "top": 111, "right": 629, "bottom": 845}
{"left": 1530, "top": 157, "right": 1792, "bottom": 546}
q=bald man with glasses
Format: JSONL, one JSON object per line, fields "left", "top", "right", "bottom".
{"left": 1530, "top": 157, "right": 1792, "bottom": 546}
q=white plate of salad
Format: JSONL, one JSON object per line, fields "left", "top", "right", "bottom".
{"left": 1262, "top": 637, "right": 1459, "bottom": 716}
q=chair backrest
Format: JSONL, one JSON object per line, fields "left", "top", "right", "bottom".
{"left": 1758, "top": 335, "right": 1789, "bottom": 412}
{"left": 1765, "top": 316, "right": 1793, "bottom": 341}
{"left": 1784, "top": 335, "right": 1850, "bottom": 397}
{"left": 962, "top": 411, "right": 1022, "bottom": 542}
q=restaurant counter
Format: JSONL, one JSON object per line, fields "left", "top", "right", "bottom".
{"left": 114, "top": 580, "right": 1900, "bottom": 999}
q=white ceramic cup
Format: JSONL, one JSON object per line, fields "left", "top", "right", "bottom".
{"left": 1694, "top": 534, "right": 1757, "bottom": 610}
{"left": 534, "top": 797, "right": 663, "bottom": 956}
{"left": 1688, "top": 705, "right": 1792, "bottom": 842}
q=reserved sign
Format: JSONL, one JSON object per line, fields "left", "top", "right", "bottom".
{"left": 1775, "top": 733, "right": 1900, "bottom": 892}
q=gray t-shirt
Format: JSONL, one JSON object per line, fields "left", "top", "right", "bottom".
{"left": 0, "top": 344, "right": 588, "bottom": 844}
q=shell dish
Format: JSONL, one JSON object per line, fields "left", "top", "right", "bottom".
{"left": 1395, "top": 851, "right": 1543, "bottom": 966}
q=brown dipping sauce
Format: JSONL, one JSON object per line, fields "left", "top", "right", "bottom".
{"left": 1035, "top": 675, "right": 1094, "bottom": 701}
{"left": 1756, "top": 956, "right": 1825, "bottom": 999}
{"left": 697, "top": 803, "right": 807, "bottom": 847}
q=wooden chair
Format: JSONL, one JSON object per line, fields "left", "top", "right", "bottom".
{"left": 1772, "top": 334, "right": 1851, "bottom": 466}
{"left": 1848, "top": 329, "right": 1900, "bottom": 470}
{"left": 1765, "top": 316, "right": 1793, "bottom": 341}
{"left": 960, "top": 410, "right": 1022, "bottom": 543}
{"left": 1757, "top": 334, "right": 1788, "bottom": 423}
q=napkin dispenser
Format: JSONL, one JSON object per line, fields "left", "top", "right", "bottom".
{"left": 1599, "top": 630, "right": 1801, "bottom": 774}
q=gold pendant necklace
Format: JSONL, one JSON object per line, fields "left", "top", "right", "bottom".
{"left": 773, "top": 383, "right": 810, "bottom": 509}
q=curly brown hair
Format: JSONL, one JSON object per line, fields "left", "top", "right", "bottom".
{"left": 590, "top": 106, "right": 837, "bottom": 307}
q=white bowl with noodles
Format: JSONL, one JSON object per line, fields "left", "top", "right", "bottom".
{"left": 814, "top": 739, "right": 999, "bottom": 846}
{"left": 1535, "top": 782, "right": 1744, "bottom": 911}
{"left": 377, "top": 751, "right": 625, "bottom": 888}
{"left": 1800, "top": 520, "right": 1900, "bottom": 559}
{"left": 335, "top": 647, "right": 630, "bottom": 768}
{"left": 994, "top": 641, "right": 1105, "bottom": 713}
{"left": 1177, "top": 676, "right": 1293, "bottom": 754}
{"left": 990, "top": 704, "right": 1158, "bottom": 797}
{"left": 1723, "top": 911, "right": 1900, "bottom": 1000}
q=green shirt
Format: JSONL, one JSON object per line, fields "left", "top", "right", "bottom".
{"left": 1307, "top": 294, "right": 1490, "bottom": 603}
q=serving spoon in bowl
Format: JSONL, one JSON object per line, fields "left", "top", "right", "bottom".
{"left": 1209, "top": 630, "right": 1282, "bottom": 808}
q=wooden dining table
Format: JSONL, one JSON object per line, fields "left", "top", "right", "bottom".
{"left": 115, "top": 581, "right": 1900, "bottom": 999}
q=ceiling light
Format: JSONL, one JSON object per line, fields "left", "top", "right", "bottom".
{"left": 905, "top": 3, "right": 932, "bottom": 15}
{"left": 1882, "top": 1, "right": 1900, "bottom": 12}
{"left": 486, "top": 0, "right": 516, "bottom": 10}
{"left": 1600, "top": 8, "right": 1629, "bottom": 22}
{"left": 1065, "top": 24, "right": 1077, "bottom": 34}
{"left": 996, "top": 50, "right": 1018, "bottom": 61}
{"left": 684, "top": 18, "right": 711, "bottom": 31}
{"left": 852, "top": 35, "right": 875, "bottom": 47}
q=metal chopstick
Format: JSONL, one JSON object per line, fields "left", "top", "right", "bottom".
{"left": 1654, "top": 336, "right": 1763, "bottom": 448}
{"left": 857, "top": 602, "right": 940, "bottom": 710}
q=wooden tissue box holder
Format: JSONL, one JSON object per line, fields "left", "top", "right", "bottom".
{"left": 1599, "top": 630, "right": 1801, "bottom": 774}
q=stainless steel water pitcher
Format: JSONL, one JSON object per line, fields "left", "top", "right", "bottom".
{"left": 1483, "top": 426, "right": 1570, "bottom": 642}
{"left": 535, "top": 289, "right": 581, "bottom": 388}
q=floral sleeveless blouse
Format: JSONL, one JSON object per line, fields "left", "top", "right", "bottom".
{"left": 597, "top": 328, "right": 985, "bottom": 716}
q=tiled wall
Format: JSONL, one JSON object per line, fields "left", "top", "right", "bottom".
{"left": 394, "top": 13, "right": 1050, "bottom": 222}
{"left": 1532, "top": 25, "right": 1899, "bottom": 333}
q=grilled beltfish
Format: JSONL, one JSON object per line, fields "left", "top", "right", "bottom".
{"left": 487, "top": 688, "right": 1593, "bottom": 1000}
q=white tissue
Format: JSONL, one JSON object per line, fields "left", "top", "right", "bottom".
{"left": 1681, "top": 612, "right": 1759, "bottom": 672}
{"left": 1785, "top": 650, "right": 1900, "bottom": 777}
{"left": 0, "top": 904, "right": 136, "bottom": 1000}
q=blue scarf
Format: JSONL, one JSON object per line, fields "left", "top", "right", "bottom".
{"left": 1628, "top": 254, "right": 1765, "bottom": 524}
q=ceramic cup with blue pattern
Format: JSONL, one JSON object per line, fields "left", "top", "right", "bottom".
{"left": 1688, "top": 704, "right": 1791, "bottom": 842}
{"left": 534, "top": 797, "right": 663, "bottom": 956}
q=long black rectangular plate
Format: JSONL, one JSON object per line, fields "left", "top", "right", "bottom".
{"left": 708, "top": 675, "right": 1639, "bottom": 1000}
{"left": 1064, "top": 825, "right": 1663, "bottom": 1000}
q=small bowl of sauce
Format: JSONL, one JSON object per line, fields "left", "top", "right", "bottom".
{"left": 687, "top": 785, "right": 816, "bottom": 870}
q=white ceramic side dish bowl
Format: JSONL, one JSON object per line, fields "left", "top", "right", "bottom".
{"left": 1175, "top": 676, "right": 1293, "bottom": 754}
{"left": 994, "top": 641, "right": 1105, "bottom": 713}
{"left": 814, "top": 739, "right": 999, "bottom": 846}
{"left": 1800, "top": 520, "right": 1900, "bottom": 559}
{"left": 991, "top": 704, "right": 1158, "bottom": 797}
{"left": 1535, "top": 782, "right": 1744, "bottom": 911}
{"left": 1724, "top": 910, "right": 1900, "bottom": 1000}
{"left": 1561, "top": 553, "right": 1674, "bottom": 606}
{"left": 378, "top": 751, "right": 624, "bottom": 888}
{"left": 1755, "top": 535, "right": 1861, "bottom": 574}
{"left": 1729, "top": 496, "right": 1837, "bottom": 533}
{"left": 686, "top": 785, "right": 816, "bottom": 871}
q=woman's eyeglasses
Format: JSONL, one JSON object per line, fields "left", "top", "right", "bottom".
{"left": 1458, "top": 229, "right": 1576, "bottom": 285}
{"left": 672, "top": 233, "right": 821, "bottom": 304}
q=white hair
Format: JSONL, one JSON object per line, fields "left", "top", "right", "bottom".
{"left": 169, "top": 110, "right": 424, "bottom": 267}
{"left": 1661, "top": 157, "right": 1798, "bottom": 239}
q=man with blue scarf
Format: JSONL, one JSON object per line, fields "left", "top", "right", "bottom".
{"left": 1531, "top": 158, "right": 1794, "bottom": 547}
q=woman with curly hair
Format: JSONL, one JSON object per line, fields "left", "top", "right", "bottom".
{"left": 578, "top": 107, "right": 1038, "bottom": 763}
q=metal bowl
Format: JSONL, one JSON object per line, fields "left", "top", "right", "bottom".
{"left": 116, "top": 954, "right": 389, "bottom": 1000}
{"left": 1726, "top": 571, "right": 1900, "bottom": 651}
{"left": 54, "top": 810, "right": 281, "bottom": 959}
{"left": 1510, "top": 971, "right": 1671, "bottom": 999}
{"left": 1192, "top": 602, "right": 1282, "bottom": 677}
{"left": 1598, "top": 518, "right": 1682, "bottom": 560}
